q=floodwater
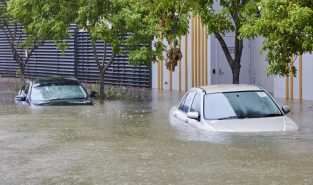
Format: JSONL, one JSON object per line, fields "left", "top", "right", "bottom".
{"left": 1, "top": 79, "right": 313, "bottom": 184}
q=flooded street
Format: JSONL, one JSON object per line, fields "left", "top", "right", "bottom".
{"left": 1, "top": 78, "right": 313, "bottom": 184}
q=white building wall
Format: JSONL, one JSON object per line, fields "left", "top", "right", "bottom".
{"left": 274, "top": 53, "right": 313, "bottom": 100}
{"left": 250, "top": 37, "right": 274, "bottom": 95}
{"left": 302, "top": 55, "right": 313, "bottom": 100}
{"left": 151, "top": 61, "right": 158, "bottom": 89}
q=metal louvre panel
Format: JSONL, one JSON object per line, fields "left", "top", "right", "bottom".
{"left": 76, "top": 31, "right": 150, "bottom": 87}
{"left": 0, "top": 24, "right": 151, "bottom": 87}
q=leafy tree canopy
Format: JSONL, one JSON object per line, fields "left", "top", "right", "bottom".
{"left": 193, "top": 0, "right": 254, "bottom": 83}
{"left": 7, "top": 0, "right": 76, "bottom": 50}
{"left": 140, "top": 0, "right": 190, "bottom": 70}
{"left": 7, "top": 0, "right": 160, "bottom": 65}
{"left": 0, "top": 0, "right": 46, "bottom": 81}
{"left": 240, "top": 0, "right": 313, "bottom": 76}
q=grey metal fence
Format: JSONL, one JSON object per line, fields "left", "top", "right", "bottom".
{"left": 0, "top": 26, "right": 151, "bottom": 87}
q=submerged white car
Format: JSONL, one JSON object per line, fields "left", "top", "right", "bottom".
{"left": 169, "top": 85, "right": 299, "bottom": 132}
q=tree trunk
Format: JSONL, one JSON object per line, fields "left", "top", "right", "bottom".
{"left": 232, "top": 69, "right": 240, "bottom": 84}
{"left": 99, "top": 70, "right": 105, "bottom": 102}
{"left": 231, "top": 61, "right": 241, "bottom": 84}
{"left": 20, "top": 69, "right": 25, "bottom": 83}
{"left": 20, "top": 63, "right": 25, "bottom": 83}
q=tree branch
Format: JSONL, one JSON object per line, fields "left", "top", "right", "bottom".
{"left": 9, "top": 43, "right": 22, "bottom": 66}
{"left": 234, "top": 27, "right": 243, "bottom": 63}
{"left": 103, "top": 54, "right": 115, "bottom": 72}
{"left": 215, "top": 32, "right": 235, "bottom": 68}
{"left": 16, "top": 24, "right": 23, "bottom": 45}
{"left": 91, "top": 40, "right": 102, "bottom": 71}
{"left": 3, "top": 23, "right": 14, "bottom": 44}
{"left": 13, "top": 22, "right": 17, "bottom": 41}
{"left": 102, "top": 42, "right": 106, "bottom": 67}
{"left": 25, "top": 40, "right": 45, "bottom": 64}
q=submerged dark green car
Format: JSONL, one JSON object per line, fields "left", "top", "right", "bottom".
{"left": 15, "top": 77, "right": 96, "bottom": 106}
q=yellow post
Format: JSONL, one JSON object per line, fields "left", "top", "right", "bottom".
{"left": 158, "top": 58, "right": 160, "bottom": 90}
{"left": 197, "top": 16, "right": 201, "bottom": 86}
{"left": 178, "top": 39, "right": 182, "bottom": 91}
{"left": 299, "top": 55, "right": 303, "bottom": 100}
{"left": 290, "top": 56, "right": 294, "bottom": 99}
{"left": 194, "top": 15, "right": 198, "bottom": 86}
{"left": 205, "top": 28, "right": 208, "bottom": 85}
{"left": 201, "top": 24, "right": 205, "bottom": 85}
{"left": 286, "top": 76, "right": 289, "bottom": 99}
{"left": 285, "top": 63, "right": 289, "bottom": 99}
{"left": 161, "top": 57, "right": 163, "bottom": 90}
{"left": 191, "top": 14, "right": 195, "bottom": 87}
{"left": 169, "top": 44, "right": 172, "bottom": 91}
{"left": 185, "top": 34, "right": 188, "bottom": 92}
{"left": 157, "top": 37, "right": 163, "bottom": 90}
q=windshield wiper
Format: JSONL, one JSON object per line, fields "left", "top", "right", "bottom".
{"left": 218, "top": 116, "right": 237, "bottom": 120}
{"left": 49, "top": 97, "right": 86, "bottom": 101}
{"left": 261, "top": 113, "right": 282, "bottom": 117}
{"left": 240, "top": 113, "right": 282, "bottom": 118}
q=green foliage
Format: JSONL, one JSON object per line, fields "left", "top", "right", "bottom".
{"left": 144, "top": 0, "right": 190, "bottom": 44}
{"left": 15, "top": 69, "right": 21, "bottom": 78}
{"left": 194, "top": 0, "right": 255, "bottom": 34}
{"left": 194, "top": 0, "right": 232, "bottom": 34}
{"left": 7, "top": 0, "right": 74, "bottom": 50}
{"left": 75, "top": 0, "right": 159, "bottom": 64}
{"left": 240, "top": 0, "right": 313, "bottom": 76}
{"left": 8, "top": 0, "right": 160, "bottom": 65}
{"left": 192, "top": 0, "right": 254, "bottom": 83}
{"left": 1, "top": 0, "right": 45, "bottom": 81}
{"left": 141, "top": 0, "right": 190, "bottom": 70}
{"left": 103, "top": 86, "right": 149, "bottom": 101}
{"left": 85, "top": 83, "right": 149, "bottom": 101}
{"left": 7, "top": 0, "right": 162, "bottom": 100}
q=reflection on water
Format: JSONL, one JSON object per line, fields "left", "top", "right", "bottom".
{"left": 0, "top": 88, "right": 313, "bottom": 185}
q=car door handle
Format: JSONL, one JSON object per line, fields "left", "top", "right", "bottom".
{"left": 174, "top": 114, "right": 177, "bottom": 117}
{"left": 185, "top": 119, "right": 188, "bottom": 123}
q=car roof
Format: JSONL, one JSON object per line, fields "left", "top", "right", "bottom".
{"left": 195, "top": 84, "right": 262, "bottom": 94}
{"left": 28, "top": 76, "right": 79, "bottom": 85}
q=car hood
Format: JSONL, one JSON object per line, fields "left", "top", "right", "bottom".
{"left": 205, "top": 116, "right": 299, "bottom": 132}
{"left": 31, "top": 99, "right": 93, "bottom": 106}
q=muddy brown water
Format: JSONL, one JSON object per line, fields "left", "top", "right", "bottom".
{"left": 1, "top": 78, "right": 313, "bottom": 184}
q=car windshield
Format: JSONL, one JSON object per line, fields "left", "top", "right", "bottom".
{"left": 31, "top": 82, "right": 87, "bottom": 101}
{"left": 204, "top": 91, "right": 283, "bottom": 120}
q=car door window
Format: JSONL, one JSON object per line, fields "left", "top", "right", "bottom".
{"left": 181, "top": 91, "right": 196, "bottom": 113}
{"left": 179, "top": 95, "right": 187, "bottom": 111}
{"left": 23, "top": 83, "right": 30, "bottom": 94}
{"left": 190, "top": 93, "right": 201, "bottom": 113}
{"left": 20, "top": 82, "right": 29, "bottom": 95}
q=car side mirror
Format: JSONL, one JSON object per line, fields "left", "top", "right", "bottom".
{"left": 15, "top": 94, "right": 26, "bottom": 102}
{"left": 282, "top": 106, "right": 291, "bottom": 114}
{"left": 187, "top": 112, "right": 200, "bottom": 120}
{"left": 90, "top": 90, "right": 98, "bottom": 98}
